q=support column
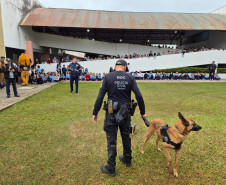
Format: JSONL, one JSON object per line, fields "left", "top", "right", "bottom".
{"left": 0, "top": 4, "right": 5, "bottom": 58}
{"left": 25, "top": 41, "right": 34, "bottom": 64}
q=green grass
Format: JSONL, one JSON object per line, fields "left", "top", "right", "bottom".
{"left": 0, "top": 82, "right": 225, "bottom": 184}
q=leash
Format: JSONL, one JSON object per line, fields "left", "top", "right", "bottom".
{"left": 142, "top": 118, "right": 163, "bottom": 128}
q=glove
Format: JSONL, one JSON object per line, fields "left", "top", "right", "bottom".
{"left": 142, "top": 118, "right": 150, "bottom": 127}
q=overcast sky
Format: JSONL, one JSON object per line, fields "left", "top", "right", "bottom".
{"left": 38, "top": 0, "right": 225, "bottom": 13}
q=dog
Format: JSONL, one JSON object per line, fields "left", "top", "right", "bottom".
{"left": 141, "top": 112, "right": 202, "bottom": 177}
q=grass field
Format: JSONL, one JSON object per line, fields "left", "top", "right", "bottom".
{"left": 0, "top": 82, "right": 225, "bottom": 184}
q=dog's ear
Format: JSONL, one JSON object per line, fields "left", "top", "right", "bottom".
{"left": 178, "top": 112, "right": 189, "bottom": 126}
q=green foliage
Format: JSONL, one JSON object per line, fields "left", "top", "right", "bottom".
{"left": 217, "top": 68, "right": 226, "bottom": 73}
{"left": 152, "top": 67, "right": 210, "bottom": 73}
{"left": 0, "top": 82, "right": 225, "bottom": 184}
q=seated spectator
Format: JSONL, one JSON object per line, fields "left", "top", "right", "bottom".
{"left": 96, "top": 73, "right": 102, "bottom": 81}
{"left": 155, "top": 72, "right": 161, "bottom": 80}
{"left": 60, "top": 74, "right": 66, "bottom": 81}
{"left": 148, "top": 71, "right": 154, "bottom": 80}
{"left": 174, "top": 72, "right": 179, "bottom": 80}
{"left": 46, "top": 74, "right": 51, "bottom": 82}
{"left": 37, "top": 65, "right": 41, "bottom": 73}
{"left": 102, "top": 73, "right": 106, "bottom": 79}
{"left": 214, "top": 73, "right": 221, "bottom": 80}
{"left": 168, "top": 72, "right": 174, "bottom": 80}
{"left": 42, "top": 74, "right": 47, "bottom": 83}
{"left": 184, "top": 73, "right": 189, "bottom": 80}
{"left": 47, "top": 58, "right": 52, "bottom": 64}
{"left": 54, "top": 74, "right": 60, "bottom": 82}
{"left": 80, "top": 75, "right": 85, "bottom": 81}
{"left": 144, "top": 72, "right": 149, "bottom": 80}
{"left": 37, "top": 74, "right": 43, "bottom": 84}
{"left": 86, "top": 56, "right": 91, "bottom": 61}
{"left": 85, "top": 73, "right": 91, "bottom": 81}
{"left": 30, "top": 75, "right": 36, "bottom": 84}
{"left": 138, "top": 71, "right": 144, "bottom": 80}
{"left": 162, "top": 72, "right": 168, "bottom": 80}
{"left": 49, "top": 73, "right": 55, "bottom": 82}
{"left": 189, "top": 73, "right": 195, "bottom": 80}
{"left": 179, "top": 73, "right": 184, "bottom": 80}
{"left": 41, "top": 59, "right": 47, "bottom": 64}
{"left": 91, "top": 73, "right": 97, "bottom": 81}
{"left": 200, "top": 73, "right": 204, "bottom": 80}
{"left": 195, "top": 72, "right": 201, "bottom": 80}
{"left": 133, "top": 71, "right": 139, "bottom": 80}
{"left": 66, "top": 72, "right": 70, "bottom": 80}
{"left": 204, "top": 73, "right": 208, "bottom": 80}
{"left": 159, "top": 72, "right": 163, "bottom": 79}
{"left": 84, "top": 68, "right": 88, "bottom": 75}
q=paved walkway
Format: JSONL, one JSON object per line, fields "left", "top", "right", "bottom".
{"left": 0, "top": 83, "right": 56, "bottom": 111}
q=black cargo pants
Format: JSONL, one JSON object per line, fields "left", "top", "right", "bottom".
{"left": 104, "top": 112, "right": 132, "bottom": 169}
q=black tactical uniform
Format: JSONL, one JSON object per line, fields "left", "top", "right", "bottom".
{"left": 93, "top": 60, "right": 145, "bottom": 176}
{"left": 209, "top": 62, "right": 216, "bottom": 80}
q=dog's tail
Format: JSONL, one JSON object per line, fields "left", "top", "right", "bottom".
{"left": 142, "top": 118, "right": 150, "bottom": 127}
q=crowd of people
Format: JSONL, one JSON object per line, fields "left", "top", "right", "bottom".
{"left": 0, "top": 61, "right": 221, "bottom": 89}
{"left": 35, "top": 46, "right": 224, "bottom": 64}
{"left": 0, "top": 56, "right": 222, "bottom": 94}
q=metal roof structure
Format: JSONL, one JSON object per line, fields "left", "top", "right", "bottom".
{"left": 20, "top": 8, "right": 226, "bottom": 30}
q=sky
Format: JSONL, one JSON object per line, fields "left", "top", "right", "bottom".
{"left": 38, "top": 0, "right": 226, "bottom": 13}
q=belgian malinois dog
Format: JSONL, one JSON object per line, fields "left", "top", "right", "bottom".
{"left": 141, "top": 112, "right": 202, "bottom": 177}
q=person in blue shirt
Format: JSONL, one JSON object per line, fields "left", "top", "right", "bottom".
{"left": 214, "top": 73, "right": 221, "bottom": 80}
{"left": 42, "top": 74, "right": 47, "bottom": 83}
{"left": 204, "top": 73, "right": 208, "bottom": 80}
{"left": 37, "top": 65, "right": 41, "bottom": 73}
{"left": 148, "top": 72, "right": 154, "bottom": 80}
{"left": 66, "top": 72, "right": 70, "bottom": 80}
{"left": 189, "top": 73, "right": 195, "bottom": 80}
{"left": 91, "top": 73, "right": 97, "bottom": 81}
{"left": 68, "top": 57, "right": 81, "bottom": 94}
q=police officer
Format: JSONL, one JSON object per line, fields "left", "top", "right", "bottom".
{"left": 209, "top": 61, "right": 216, "bottom": 80}
{"left": 3, "top": 58, "right": 20, "bottom": 98}
{"left": 68, "top": 57, "right": 81, "bottom": 94}
{"left": 92, "top": 59, "right": 146, "bottom": 177}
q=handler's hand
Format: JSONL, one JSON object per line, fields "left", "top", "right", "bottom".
{"left": 92, "top": 115, "right": 98, "bottom": 124}
{"left": 142, "top": 114, "right": 147, "bottom": 119}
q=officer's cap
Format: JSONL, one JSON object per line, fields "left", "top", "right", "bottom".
{"left": 6, "top": 58, "right": 12, "bottom": 62}
{"left": 115, "top": 59, "right": 127, "bottom": 66}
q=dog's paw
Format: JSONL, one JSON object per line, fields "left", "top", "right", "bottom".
{"left": 141, "top": 151, "right": 144, "bottom": 154}
{"left": 173, "top": 172, "right": 178, "bottom": 178}
{"left": 157, "top": 148, "right": 161, "bottom": 151}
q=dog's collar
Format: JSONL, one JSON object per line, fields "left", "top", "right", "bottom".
{"left": 175, "top": 126, "right": 187, "bottom": 136}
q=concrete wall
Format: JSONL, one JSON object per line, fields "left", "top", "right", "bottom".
{"left": 21, "top": 27, "right": 177, "bottom": 56}
{"left": 0, "top": 0, "right": 43, "bottom": 51}
{"left": 182, "top": 31, "right": 226, "bottom": 49}
{"left": 0, "top": 1, "right": 5, "bottom": 57}
{"left": 37, "top": 50, "right": 226, "bottom": 76}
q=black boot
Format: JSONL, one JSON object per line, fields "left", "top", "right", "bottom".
{"left": 100, "top": 165, "right": 116, "bottom": 177}
{"left": 119, "top": 155, "right": 131, "bottom": 167}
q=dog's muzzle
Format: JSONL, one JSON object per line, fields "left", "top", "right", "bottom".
{"left": 191, "top": 123, "right": 202, "bottom": 131}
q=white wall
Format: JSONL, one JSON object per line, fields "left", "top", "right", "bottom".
{"left": 23, "top": 27, "right": 177, "bottom": 56}
{"left": 37, "top": 50, "right": 226, "bottom": 77}
{"left": 0, "top": 0, "right": 43, "bottom": 51}
{"left": 74, "top": 50, "right": 225, "bottom": 74}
